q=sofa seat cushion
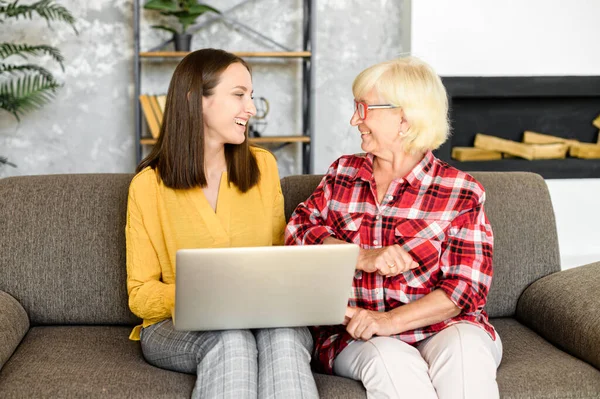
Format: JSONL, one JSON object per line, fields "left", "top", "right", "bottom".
{"left": 3, "top": 321, "right": 599, "bottom": 398}
{"left": 0, "top": 325, "right": 366, "bottom": 398}
{"left": 493, "top": 318, "right": 600, "bottom": 398}
{"left": 314, "top": 373, "right": 366, "bottom": 398}
{"left": 0, "top": 326, "right": 194, "bottom": 398}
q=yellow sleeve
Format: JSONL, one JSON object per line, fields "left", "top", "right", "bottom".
{"left": 125, "top": 176, "right": 175, "bottom": 321}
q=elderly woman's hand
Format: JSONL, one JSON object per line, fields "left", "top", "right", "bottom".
{"left": 357, "top": 245, "right": 419, "bottom": 277}
{"left": 344, "top": 306, "right": 396, "bottom": 340}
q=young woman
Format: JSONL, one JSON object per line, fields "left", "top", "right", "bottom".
{"left": 126, "top": 48, "right": 318, "bottom": 399}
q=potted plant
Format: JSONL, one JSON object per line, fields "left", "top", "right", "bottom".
{"left": 144, "top": 0, "right": 219, "bottom": 52}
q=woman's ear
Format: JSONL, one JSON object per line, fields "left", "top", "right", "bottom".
{"left": 398, "top": 113, "right": 410, "bottom": 136}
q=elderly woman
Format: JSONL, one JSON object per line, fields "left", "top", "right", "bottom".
{"left": 285, "top": 56, "right": 502, "bottom": 399}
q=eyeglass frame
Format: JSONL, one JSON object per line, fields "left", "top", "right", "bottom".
{"left": 354, "top": 100, "right": 399, "bottom": 120}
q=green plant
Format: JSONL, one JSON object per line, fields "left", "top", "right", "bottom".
{"left": 0, "top": 156, "right": 17, "bottom": 167}
{"left": 0, "top": 0, "right": 77, "bottom": 121}
{"left": 144, "top": 0, "right": 219, "bottom": 35}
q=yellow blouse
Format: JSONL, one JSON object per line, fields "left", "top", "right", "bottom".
{"left": 126, "top": 147, "right": 285, "bottom": 340}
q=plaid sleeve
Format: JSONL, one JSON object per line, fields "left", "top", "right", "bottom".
{"left": 285, "top": 164, "right": 338, "bottom": 246}
{"left": 437, "top": 199, "right": 494, "bottom": 314}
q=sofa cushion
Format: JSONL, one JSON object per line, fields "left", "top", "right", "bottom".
{"left": 0, "top": 326, "right": 366, "bottom": 399}
{"left": 516, "top": 261, "right": 600, "bottom": 371}
{"left": 0, "top": 174, "right": 139, "bottom": 326}
{"left": 1, "top": 321, "right": 598, "bottom": 398}
{"left": 493, "top": 318, "right": 600, "bottom": 398}
{"left": 0, "top": 291, "right": 29, "bottom": 370}
{"left": 0, "top": 326, "right": 195, "bottom": 398}
{"left": 314, "top": 373, "right": 366, "bottom": 398}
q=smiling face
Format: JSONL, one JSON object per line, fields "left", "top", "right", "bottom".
{"left": 202, "top": 62, "right": 257, "bottom": 146}
{"left": 350, "top": 88, "right": 408, "bottom": 156}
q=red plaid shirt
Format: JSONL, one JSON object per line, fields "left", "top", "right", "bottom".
{"left": 285, "top": 151, "right": 496, "bottom": 374}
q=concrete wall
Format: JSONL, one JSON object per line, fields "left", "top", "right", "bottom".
{"left": 1, "top": 0, "right": 135, "bottom": 175}
{"left": 1, "top": 0, "right": 407, "bottom": 178}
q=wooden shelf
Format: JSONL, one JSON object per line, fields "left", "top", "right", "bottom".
{"left": 140, "top": 51, "right": 311, "bottom": 59}
{"left": 251, "top": 135, "right": 310, "bottom": 144}
{"left": 140, "top": 135, "right": 310, "bottom": 145}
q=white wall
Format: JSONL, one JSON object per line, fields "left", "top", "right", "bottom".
{"left": 411, "top": 0, "right": 600, "bottom": 76}
{"left": 411, "top": 0, "right": 600, "bottom": 269}
{"left": 546, "top": 179, "right": 600, "bottom": 269}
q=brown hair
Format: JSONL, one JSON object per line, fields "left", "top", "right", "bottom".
{"left": 136, "top": 48, "right": 260, "bottom": 192}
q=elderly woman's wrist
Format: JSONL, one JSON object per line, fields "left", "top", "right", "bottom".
{"left": 387, "top": 310, "right": 407, "bottom": 335}
{"left": 355, "top": 247, "right": 369, "bottom": 271}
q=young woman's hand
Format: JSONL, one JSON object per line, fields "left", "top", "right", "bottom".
{"left": 356, "top": 245, "right": 419, "bottom": 277}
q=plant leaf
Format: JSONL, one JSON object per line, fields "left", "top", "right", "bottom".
{"left": 0, "top": 156, "right": 17, "bottom": 167}
{"left": 143, "top": 0, "right": 178, "bottom": 12}
{"left": 0, "top": 73, "right": 61, "bottom": 120}
{"left": 0, "top": 63, "right": 54, "bottom": 80}
{"left": 0, "top": 0, "right": 78, "bottom": 34}
{"left": 188, "top": 4, "right": 219, "bottom": 15}
{"left": 150, "top": 24, "right": 178, "bottom": 35}
{"left": 173, "top": 12, "right": 198, "bottom": 32}
{"left": 0, "top": 43, "right": 65, "bottom": 70}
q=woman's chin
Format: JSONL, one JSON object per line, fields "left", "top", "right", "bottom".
{"left": 360, "top": 140, "right": 373, "bottom": 153}
{"left": 227, "top": 131, "right": 247, "bottom": 145}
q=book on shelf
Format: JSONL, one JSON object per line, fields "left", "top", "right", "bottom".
{"left": 139, "top": 94, "right": 161, "bottom": 139}
{"left": 156, "top": 95, "right": 167, "bottom": 114}
{"left": 148, "top": 95, "right": 163, "bottom": 126}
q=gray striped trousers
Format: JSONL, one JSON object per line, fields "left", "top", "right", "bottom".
{"left": 141, "top": 319, "right": 319, "bottom": 399}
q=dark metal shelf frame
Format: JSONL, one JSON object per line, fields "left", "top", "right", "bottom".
{"left": 133, "top": 0, "right": 315, "bottom": 174}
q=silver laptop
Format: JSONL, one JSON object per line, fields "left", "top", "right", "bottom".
{"left": 174, "top": 244, "right": 359, "bottom": 331}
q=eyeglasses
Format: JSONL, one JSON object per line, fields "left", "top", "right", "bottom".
{"left": 354, "top": 100, "right": 399, "bottom": 120}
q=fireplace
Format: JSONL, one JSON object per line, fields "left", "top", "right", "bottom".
{"left": 434, "top": 76, "right": 600, "bottom": 179}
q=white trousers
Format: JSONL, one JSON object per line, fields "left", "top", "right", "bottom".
{"left": 333, "top": 323, "right": 502, "bottom": 399}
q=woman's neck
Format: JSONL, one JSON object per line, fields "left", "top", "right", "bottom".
{"left": 373, "top": 150, "right": 425, "bottom": 180}
{"left": 203, "top": 138, "right": 227, "bottom": 179}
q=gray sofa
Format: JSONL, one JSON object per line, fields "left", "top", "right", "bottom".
{"left": 1, "top": 171, "right": 599, "bottom": 398}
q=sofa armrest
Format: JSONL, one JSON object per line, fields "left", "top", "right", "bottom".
{"left": 516, "top": 261, "right": 600, "bottom": 370}
{"left": 0, "top": 290, "right": 30, "bottom": 370}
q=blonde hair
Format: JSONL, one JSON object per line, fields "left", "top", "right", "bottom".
{"left": 352, "top": 56, "right": 450, "bottom": 154}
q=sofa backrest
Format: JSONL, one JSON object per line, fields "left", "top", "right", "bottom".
{"left": 280, "top": 171, "right": 561, "bottom": 318}
{"left": 0, "top": 171, "right": 561, "bottom": 325}
{"left": 0, "top": 174, "right": 139, "bottom": 326}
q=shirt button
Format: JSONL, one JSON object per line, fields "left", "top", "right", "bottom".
{"left": 387, "top": 195, "right": 394, "bottom": 201}
{"left": 375, "top": 215, "right": 380, "bottom": 220}
{"left": 374, "top": 289, "right": 379, "bottom": 294}
{"left": 373, "top": 239, "right": 378, "bottom": 245}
